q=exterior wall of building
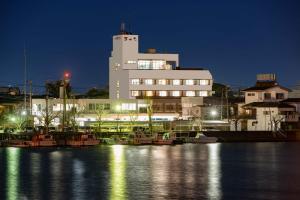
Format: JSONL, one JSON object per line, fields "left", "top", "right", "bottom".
{"left": 109, "top": 32, "right": 213, "bottom": 99}
{"left": 245, "top": 87, "right": 289, "bottom": 104}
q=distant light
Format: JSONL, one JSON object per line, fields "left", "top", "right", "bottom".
{"left": 10, "top": 117, "right": 16, "bottom": 122}
{"left": 115, "top": 105, "right": 121, "bottom": 111}
{"left": 211, "top": 110, "right": 217, "bottom": 116}
{"left": 21, "top": 110, "right": 27, "bottom": 116}
{"left": 64, "top": 72, "right": 70, "bottom": 79}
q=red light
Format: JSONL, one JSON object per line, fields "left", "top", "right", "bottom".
{"left": 64, "top": 72, "right": 70, "bottom": 78}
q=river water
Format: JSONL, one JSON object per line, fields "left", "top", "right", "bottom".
{"left": 1, "top": 143, "right": 300, "bottom": 200}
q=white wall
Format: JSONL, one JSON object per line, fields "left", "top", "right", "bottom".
{"left": 245, "top": 86, "right": 289, "bottom": 104}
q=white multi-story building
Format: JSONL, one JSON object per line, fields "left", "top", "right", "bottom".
{"left": 109, "top": 25, "right": 213, "bottom": 99}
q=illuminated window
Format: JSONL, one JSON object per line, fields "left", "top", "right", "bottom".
{"left": 172, "top": 91, "right": 180, "bottom": 97}
{"left": 131, "top": 91, "right": 139, "bottom": 97}
{"left": 172, "top": 80, "right": 181, "bottom": 85}
{"left": 114, "top": 63, "right": 120, "bottom": 71}
{"left": 127, "top": 60, "right": 136, "bottom": 64}
{"left": 186, "top": 91, "right": 195, "bottom": 96}
{"left": 144, "top": 79, "right": 153, "bottom": 85}
{"left": 138, "top": 60, "right": 166, "bottom": 69}
{"left": 199, "top": 91, "right": 208, "bottom": 96}
{"left": 121, "top": 103, "right": 136, "bottom": 111}
{"left": 116, "top": 81, "right": 120, "bottom": 88}
{"left": 185, "top": 80, "right": 194, "bottom": 85}
{"left": 146, "top": 91, "right": 154, "bottom": 96}
{"left": 131, "top": 79, "right": 140, "bottom": 85}
{"left": 159, "top": 91, "right": 167, "bottom": 97}
{"left": 199, "top": 80, "right": 209, "bottom": 85}
{"left": 116, "top": 90, "right": 120, "bottom": 99}
{"left": 158, "top": 79, "right": 167, "bottom": 85}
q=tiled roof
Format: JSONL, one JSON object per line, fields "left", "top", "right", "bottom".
{"left": 242, "top": 102, "right": 295, "bottom": 108}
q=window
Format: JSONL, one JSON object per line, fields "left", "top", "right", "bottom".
{"left": 264, "top": 93, "right": 271, "bottom": 100}
{"left": 199, "top": 80, "right": 209, "bottom": 85}
{"left": 146, "top": 91, "right": 154, "bottom": 96}
{"left": 158, "top": 79, "right": 167, "bottom": 85}
{"left": 186, "top": 91, "right": 195, "bottom": 96}
{"left": 137, "top": 60, "right": 166, "bottom": 70}
{"left": 104, "top": 104, "right": 110, "bottom": 110}
{"left": 276, "top": 93, "right": 284, "bottom": 99}
{"left": 263, "top": 111, "right": 271, "bottom": 115}
{"left": 199, "top": 91, "right": 208, "bottom": 96}
{"left": 121, "top": 103, "right": 136, "bottom": 111}
{"left": 185, "top": 80, "right": 194, "bottom": 85}
{"left": 247, "top": 93, "right": 255, "bottom": 96}
{"left": 126, "top": 60, "right": 136, "bottom": 64}
{"left": 159, "top": 91, "right": 167, "bottom": 97}
{"left": 144, "top": 79, "right": 153, "bottom": 85}
{"left": 172, "top": 91, "right": 180, "bottom": 97}
{"left": 131, "top": 90, "right": 139, "bottom": 97}
{"left": 131, "top": 79, "right": 140, "bottom": 85}
{"left": 172, "top": 80, "right": 181, "bottom": 85}
{"left": 89, "top": 103, "right": 95, "bottom": 110}
{"left": 116, "top": 81, "right": 120, "bottom": 88}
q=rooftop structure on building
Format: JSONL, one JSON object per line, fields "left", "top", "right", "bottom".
{"left": 242, "top": 73, "right": 290, "bottom": 104}
{"left": 109, "top": 24, "right": 213, "bottom": 99}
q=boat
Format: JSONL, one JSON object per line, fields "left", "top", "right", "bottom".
{"left": 66, "top": 133, "right": 100, "bottom": 146}
{"left": 8, "top": 139, "right": 32, "bottom": 147}
{"left": 31, "top": 134, "right": 57, "bottom": 147}
{"left": 130, "top": 132, "right": 153, "bottom": 145}
{"left": 152, "top": 132, "right": 175, "bottom": 145}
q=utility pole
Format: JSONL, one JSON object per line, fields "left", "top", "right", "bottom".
{"left": 62, "top": 72, "right": 70, "bottom": 132}
{"left": 29, "top": 80, "right": 32, "bottom": 115}
{"left": 45, "top": 82, "right": 49, "bottom": 134}
{"left": 24, "top": 43, "right": 27, "bottom": 114}
{"left": 220, "top": 88, "right": 223, "bottom": 120}
{"left": 226, "top": 86, "right": 229, "bottom": 122}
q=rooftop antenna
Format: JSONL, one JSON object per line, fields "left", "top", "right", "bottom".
{"left": 120, "top": 22, "right": 126, "bottom": 34}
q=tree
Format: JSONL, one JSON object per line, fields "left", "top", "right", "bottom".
{"left": 146, "top": 98, "right": 153, "bottom": 134}
{"left": 46, "top": 80, "right": 71, "bottom": 98}
{"left": 35, "top": 102, "right": 61, "bottom": 133}
{"left": 128, "top": 110, "right": 139, "bottom": 132}
{"left": 271, "top": 115, "right": 284, "bottom": 132}
{"left": 94, "top": 104, "right": 108, "bottom": 132}
{"left": 86, "top": 87, "right": 109, "bottom": 98}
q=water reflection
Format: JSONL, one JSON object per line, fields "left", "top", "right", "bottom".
{"left": 50, "top": 151, "right": 64, "bottom": 200}
{"left": 30, "top": 153, "right": 41, "bottom": 200}
{"left": 109, "top": 145, "right": 127, "bottom": 200}
{"left": 207, "top": 144, "right": 222, "bottom": 200}
{"left": 6, "top": 148, "right": 20, "bottom": 200}
{"left": 72, "top": 159, "right": 86, "bottom": 200}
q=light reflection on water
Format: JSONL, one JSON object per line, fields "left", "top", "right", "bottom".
{"left": 6, "top": 148, "right": 20, "bottom": 200}
{"left": 1, "top": 143, "right": 300, "bottom": 199}
{"left": 207, "top": 144, "right": 222, "bottom": 200}
{"left": 110, "top": 145, "right": 127, "bottom": 200}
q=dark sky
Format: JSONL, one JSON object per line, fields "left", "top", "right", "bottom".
{"left": 1, "top": 0, "right": 300, "bottom": 93}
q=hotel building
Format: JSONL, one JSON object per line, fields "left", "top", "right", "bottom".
{"left": 109, "top": 26, "right": 213, "bottom": 99}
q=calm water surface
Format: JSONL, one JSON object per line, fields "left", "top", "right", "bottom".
{"left": 1, "top": 143, "right": 300, "bottom": 200}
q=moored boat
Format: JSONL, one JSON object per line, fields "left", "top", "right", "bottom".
{"left": 66, "top": 133, "right": 100, "bottom": 146}
{"left": 131, "top": 132, "right": 153, "bottom": 145}
{"left": 152, "top": 132, "right": 175, "bottom": 145}
{"left": 31, "top": 134, "right": 57, "bottom": 147}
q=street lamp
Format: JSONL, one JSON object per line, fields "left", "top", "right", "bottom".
{"left": 210, "top": 109, "right": 218, "bottom": 120}
{"left": 10, "top": 117, "right": 16, "bottom": 122}
{"left": 21, "top": 110, "right": 27, "bottom": 116}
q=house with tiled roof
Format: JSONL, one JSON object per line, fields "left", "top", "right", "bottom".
{"left": 231, "top": 74, "right": 299, "bottom": 131}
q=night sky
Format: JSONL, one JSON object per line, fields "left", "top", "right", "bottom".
{"left": 1, "top": 0, "right": 300, "bottom": 93}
